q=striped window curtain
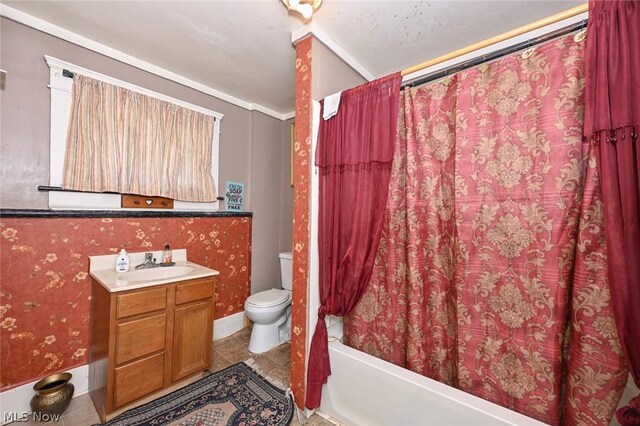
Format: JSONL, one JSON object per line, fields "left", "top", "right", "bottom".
{"left": 62, "top": 74, "right": 217, "bottom": 202}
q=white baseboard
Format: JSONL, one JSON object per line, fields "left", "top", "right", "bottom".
{"left": 214, "top": 311, "right": 247, "bottom": 340}
{"left": 0, "top": 311, "right": 246, "bottom": 424}
{"left": 0, "top": 364, "right": 89, "bottom": 425}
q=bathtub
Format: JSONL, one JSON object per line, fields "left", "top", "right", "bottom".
{"left": 319, "top": 339, "right": 546, "bottom": 426}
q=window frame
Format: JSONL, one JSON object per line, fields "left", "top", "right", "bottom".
{"left": 46, "top": 55, "right": 223, "bottom": 211}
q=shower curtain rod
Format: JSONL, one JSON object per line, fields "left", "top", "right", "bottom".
{"left": 402, "top": 18, "right": 587, "bottom": 89}
{"left": 401, "top": 3, "right": 588, "bottom": 82}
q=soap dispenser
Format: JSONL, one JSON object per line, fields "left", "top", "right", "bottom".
{"left": 161, "top": 244, "right": 172, "bottom": 264}
{"left": 115, "top": 249, "right": 130, "bottom": 272}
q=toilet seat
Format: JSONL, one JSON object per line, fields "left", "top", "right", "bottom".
{"left": 246, "top": 289, "right": 291, "bottom": 308}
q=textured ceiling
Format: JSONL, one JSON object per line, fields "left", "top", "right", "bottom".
{"left": 3, "top": 0, "right": 584, "bottom": 115}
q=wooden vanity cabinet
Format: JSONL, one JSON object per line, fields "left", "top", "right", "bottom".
{"left": 89, "top": 277, "right": 215, "bottom": 422}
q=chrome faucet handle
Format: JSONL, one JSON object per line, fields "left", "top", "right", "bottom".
{"left": 135, "top": 253, "right": 155, "bottom": 269}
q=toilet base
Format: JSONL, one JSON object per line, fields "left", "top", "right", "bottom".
{"left": 248, "top": 307, "right": 291, "bottom": 354}
{"left": 248, "top": 323, "right": 282, "bottom": 353}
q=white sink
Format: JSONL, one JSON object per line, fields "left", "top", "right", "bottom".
{"left": 116, "top": 266, "right": 195, "bottom": 285}
{"left": 90, "top": 251, "right": 219, "bottom": 293}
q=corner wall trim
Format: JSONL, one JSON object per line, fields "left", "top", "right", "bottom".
{"left": 291, "top": 23, "right": 376, "bottom": 82}
{"left": 282, "top": 111, "right": 296, "bottom": 121}
{"left": 0, "top": 4, "right": 289, "bottom": 121}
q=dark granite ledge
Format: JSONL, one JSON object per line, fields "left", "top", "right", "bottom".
{"left": 0, "top": 209, "right": 252, "bottom": 219}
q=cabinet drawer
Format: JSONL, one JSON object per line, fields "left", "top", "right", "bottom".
{"left": 114, "top": 352, "right": 164, "bottom": 408}
{"left": 116, "top": 313, "right": 166, "bottom": 365}
{"left": 121, "top": 194, "right": 173, "bottom": 209}
{"left": 175, "top": 279, "right": 214, "bottom": 305}
{"left": 116, "top": 287, "right": 167, "bottom": 319}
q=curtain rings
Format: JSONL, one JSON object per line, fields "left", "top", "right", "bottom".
{"left": 574, "top": 20, "right": 588, "bottom": 43}
{"left": 521, "top": 39, "right": 535, "bottom": 59}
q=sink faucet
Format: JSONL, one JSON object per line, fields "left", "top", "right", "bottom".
{"left": 135, "top": 253, "right": 159, "bottom": 269}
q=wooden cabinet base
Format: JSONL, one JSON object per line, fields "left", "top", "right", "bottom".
{"left": 89, "top": 277, "right": 215, "bottom": 422}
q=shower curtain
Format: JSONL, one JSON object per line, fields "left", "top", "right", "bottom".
{"left": 344, "top": 34, "right": 628, "bottom": 425}
{"left": 584, "top": 1, "right": 640, "bottom": 423}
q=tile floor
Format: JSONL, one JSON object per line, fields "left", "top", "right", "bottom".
{"left": 12, "top": 327, "right": 334, "bottom": 426}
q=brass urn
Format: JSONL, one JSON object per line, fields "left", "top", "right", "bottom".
{"left": 30, "top": 372, "right": 75, "bottom": 416}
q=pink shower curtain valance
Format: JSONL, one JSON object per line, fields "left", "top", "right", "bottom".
{"left": 306, "top": 72, "right": 401, "bottom": 410}
{"left": 584, "top": 0, "right": 639, "bottom": 138}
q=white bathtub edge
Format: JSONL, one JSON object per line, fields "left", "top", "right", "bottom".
{"left": 324, "top": 339, "right": 547, "bottom": 426}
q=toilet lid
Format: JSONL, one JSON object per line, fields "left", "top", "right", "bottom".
{"left": 246, "top": 289, "right": 291, "bottom": 307}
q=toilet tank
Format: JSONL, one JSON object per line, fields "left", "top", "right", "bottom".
{"left": 279, "top": 252, "right": 293, "bottom": 291}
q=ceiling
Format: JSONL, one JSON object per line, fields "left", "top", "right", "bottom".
{"left": 3, "top": 0, "right": 584, "bottom": 116}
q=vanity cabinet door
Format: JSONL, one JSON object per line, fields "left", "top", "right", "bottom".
{"left": 171, "top": 299, "right": 213, "bottom": 382}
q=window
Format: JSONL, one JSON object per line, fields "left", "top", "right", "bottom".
{"left": 46, "top": 56, "right": 223, "bottom": 211}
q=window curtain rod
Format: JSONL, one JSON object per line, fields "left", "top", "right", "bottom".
{"left": 401, "top": 3, "right": 588, "bottom": 85}
{"left": 37, "top": 186, "right": 226, "bottom": 201}
{"left": 402, "top": 19, "right": 587, "bottom": 89}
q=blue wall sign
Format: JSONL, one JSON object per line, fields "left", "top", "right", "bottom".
{"left": 225, "top": 181, "right": 244, "bottom": 211}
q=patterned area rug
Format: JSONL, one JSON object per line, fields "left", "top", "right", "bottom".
{"left": 97, "top": 362, "right": 294, "bottom": 426}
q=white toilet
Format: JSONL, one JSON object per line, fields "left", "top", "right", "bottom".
{"left": 245, "top": 252, "right": 293, "bottom": 353}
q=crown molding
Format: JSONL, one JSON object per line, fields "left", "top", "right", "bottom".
{"left": 292, "top": 22, "right": 376, "bottom": 82}
{"left": 1, "top": 4, "right": 290, "bottom": 121}
{"left": 251, "top": 103, "right": 293, "bottom": 121}
{"left": 281, "top": 110, "right": 296, "bottom": 121}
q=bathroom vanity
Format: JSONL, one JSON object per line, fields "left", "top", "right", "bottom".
{"left": 88, "top": 250, "right": 219, "bottom": 421}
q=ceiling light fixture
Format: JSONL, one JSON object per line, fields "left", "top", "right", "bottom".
{"left": 281, "top": 0, "right": 322, "bottom": 19}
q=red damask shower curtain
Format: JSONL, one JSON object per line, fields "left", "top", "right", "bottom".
{"left": 344, "top": 34, "right": 628, "bottom": 425}
{"left": 584, "top": 1, "right": 640, "bottom": 423}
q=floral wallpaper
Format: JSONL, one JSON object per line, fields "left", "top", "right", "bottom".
{"left": 290, "top": 35, "right": 312, "bottom": 409}
{"left": 0, "top": 215, "right": 251, "bottom": 391}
